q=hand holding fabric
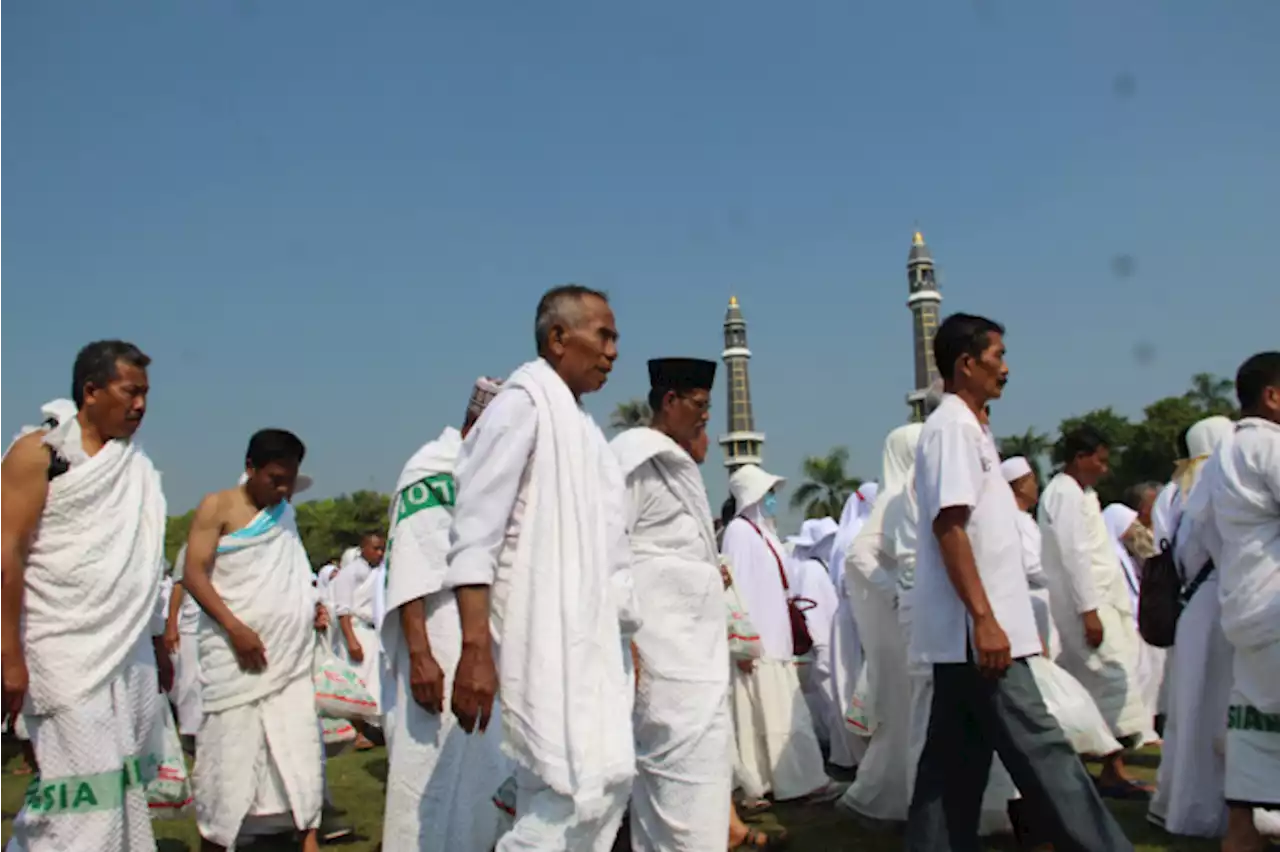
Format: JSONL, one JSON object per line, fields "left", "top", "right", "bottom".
{"left": 163, "top": 618, "right": 181, "bottom": 655}
{"left": 313, "top": 603, "right": 329, "bottom": 632}
{"left": 409, "top": 650, "right": 446, "bottom": 715}
{"left": 452, "top": 643, "right": 497, "bottom": 733}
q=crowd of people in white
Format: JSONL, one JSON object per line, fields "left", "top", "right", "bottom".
{"left": 2, "top": 285, "right": 1278, "bottom": 852}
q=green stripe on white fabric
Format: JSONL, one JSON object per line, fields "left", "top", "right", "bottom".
{"left": 21, "top": 752, "right": 159, "bottom": 816}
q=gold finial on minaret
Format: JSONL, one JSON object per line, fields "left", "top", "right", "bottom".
{"left": 912, "top": 230, "right": 925, "bottom": 246}
{"left": 729, "top": 295, "right": 738, "bottom": 307}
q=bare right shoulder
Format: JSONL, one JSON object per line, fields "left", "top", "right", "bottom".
{"left": 1, "top": 433, "right": 52, "bottom": 487}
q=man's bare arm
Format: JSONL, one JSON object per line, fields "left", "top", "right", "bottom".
{"left": 0, "top": 436, "right": 48, "bottom": 659}
{"left": 399, "top": 597, "right": 432, "bottom": 659}
{"left": 455, "top": 585, "right": 492, "bottom": 651}
{"left": 181, "top": 494, "right": 243, "bottom": 633}
{"left": 933, "top": 506, "right": 1011, "bottom": 675}
{"left": 933, "top": 507, "right": 994, "bottom": 622}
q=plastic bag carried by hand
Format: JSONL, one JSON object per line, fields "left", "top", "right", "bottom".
{"left": 844, "top": 663, "right": 877, "bottom": 737}
{"left": 145, "top": 702, "right": 193, "bottom": 818}
{"left": 1027, "top": 655, "right": 1122, "bottom": 756}
{"left": 313, "top": 638, "right": 379, "bottom": 721}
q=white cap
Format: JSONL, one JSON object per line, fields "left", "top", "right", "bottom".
{"left": 1001, "top": 456, "right": 1033, "bottom": 483}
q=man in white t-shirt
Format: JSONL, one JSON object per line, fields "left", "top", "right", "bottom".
{"left": 905, "top": 313, "right": 1132, "bottom": 852}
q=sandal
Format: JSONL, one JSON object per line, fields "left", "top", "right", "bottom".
{"left": 730, "top": 827, "right": 788, "bottom": 850}
{"left": 737, "top": 798, "right": 772, "bottom": 815}
{"left": 1095, "top": 778, "right": 1152, "bottom": 800}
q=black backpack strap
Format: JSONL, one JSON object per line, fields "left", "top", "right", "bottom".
{"left": 1182, "top": 559, "right": 1216, "bottom": 604}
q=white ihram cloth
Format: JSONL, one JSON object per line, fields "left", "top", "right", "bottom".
{"left": 612, "top": 428, "right": 732, "bottom": 852}
{"left": 1038, "top": 474, "right": 1147, "bottom": 742}
{"left": 8, "top": 416, "right": 166, "bottom": 852}
{"left": 788, "top": 518, "right": 841, "bottom": 749}
{"left": 1206, "top": 418, "right": 1280, "bottom": 808}
{"left": 721, "top": 503, "right": 829, "bottom": 800}
{"left": 381, "top": 426, "right": 511, "bottom": 852}
{"left": 193, "top": 501, "right": 323, "bottom": 846}
{"left": 333, "top": 555, "right": 385, "bottom": 716}
{"left": 443, "top": 359, "right": 638, "bottom": 849}
{"left": 838, "top": 424, "right": 919, "bottom": 822}
{"left": 1102, "top": 503, "right": 1164, "bottom": 743}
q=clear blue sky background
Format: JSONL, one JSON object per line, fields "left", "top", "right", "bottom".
{"left": 5, "top": 1, "right": 1278, "bottom": 524}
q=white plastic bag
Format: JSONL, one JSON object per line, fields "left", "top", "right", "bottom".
{"left": 1027, "top": 655, "right": 1121, "bottom": 756}
{"left": 844, "top": 663, "right": 877, "bottom": 737}
{"left": 145, "top": 702, "right": 193, "bottom": 818}
{"left": 313, "top": 638, "right": 379, "bottom": 721}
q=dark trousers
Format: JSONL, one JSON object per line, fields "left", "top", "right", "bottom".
{"left": 904, "top": 658, "right": 1133, "bottom": 852}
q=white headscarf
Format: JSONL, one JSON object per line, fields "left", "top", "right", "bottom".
{"left": 789, "top": 517, "right": 839, "bottom": 564}
{"left": 882, "top": 424, "right": 923, "bottom": 495}
{"left": 1103, "top": 503, "right": 1141, "bottom": 610}
{"left": 1173, "top": 415, "right": 1235, "bottom": 497}
{"left": 829, "top": 481, "right": 880, "bottom": 589}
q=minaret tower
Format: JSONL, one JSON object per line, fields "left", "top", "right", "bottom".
{"left": 719, "top": 296, "right": 764, "bottom": 470}
{"left": 906, "top": 230, "right": 943, "bottom": 421}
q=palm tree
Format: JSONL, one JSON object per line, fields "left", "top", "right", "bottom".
{"left": 609, "top": 399, "right": 651, "bottom": 433}
{"left": 1184, "top": 372, "right": 1236, "bottom": 415}
{"left": 997, "top": 427, "right": 1053, "bottom": 485}
{"left": 790, "top": 447, "right": 862, "bottom": 520}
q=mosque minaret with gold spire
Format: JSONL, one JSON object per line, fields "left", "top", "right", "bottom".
{"left": 906, "top": 229, "right": 943, "bottom": 421}
{"left": 718, "top": 296, "right": 764, "bottom": 470}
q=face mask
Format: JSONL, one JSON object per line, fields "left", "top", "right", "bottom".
{"left": 761, "top": 492, "right": 779, "bottom": 518}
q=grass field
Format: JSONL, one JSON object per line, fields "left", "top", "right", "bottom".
{"left": 1, "top": 744, "right": 1221, "bottom": 851}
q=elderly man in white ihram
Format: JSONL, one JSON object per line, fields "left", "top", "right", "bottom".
{"left": 443, "top": 285, "right": 640, "bottom": 851}
{"left": 720, "top": 463, "right": 846, "bottom": 804}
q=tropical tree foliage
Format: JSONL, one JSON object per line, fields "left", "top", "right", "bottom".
{"left": 999, "top": 373, "right": 1236, "bottom": 507}
{"left": 791, "top": 447, "right": 862, "bottom": 520}
{"left": 609, "top": 399, "right": 652, "bottom": 433}
{"left": 165, "top": 490, "right": 391, "bottom": 570}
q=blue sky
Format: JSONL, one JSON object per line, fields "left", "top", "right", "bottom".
{"left": 5, "top": 1, "right": 1278, "bottom": 521}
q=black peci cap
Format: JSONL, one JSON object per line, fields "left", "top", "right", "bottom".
{"left": 648, "top": 358, "right": 717, "bottom": 392}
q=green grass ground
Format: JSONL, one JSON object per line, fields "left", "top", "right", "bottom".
{"left": 1, "top": 744, "right": 1220, "bottom": 851}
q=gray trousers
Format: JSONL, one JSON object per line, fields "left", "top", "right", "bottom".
{"left": 905, "top": 658, "right": 1133, "bottom": 852}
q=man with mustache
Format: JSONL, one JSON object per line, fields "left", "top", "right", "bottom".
{"left": 444, "top": 285, "right": 641, "bottom": 851}
{"left": 611, "top": 358, "right": 733, "bottom": 851}
{"left": 3, "top": 341, "right": 169, "bottom": 851}
{"left": 906, "top": 314, "right": 1131, "bottom": 851}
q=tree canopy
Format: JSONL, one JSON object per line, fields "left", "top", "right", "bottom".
{"left": 1000, "top": 373, "right": 1238, "bottom": 507}
{"left": 791, "top": 446, "right": 862, "bottom": 520}
{"left": 609, "top": 399, "right": 652, "bottom": 433}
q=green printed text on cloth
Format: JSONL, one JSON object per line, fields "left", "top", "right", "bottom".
{"left": 22, "top": 753, "right": 159, "bottom": 816}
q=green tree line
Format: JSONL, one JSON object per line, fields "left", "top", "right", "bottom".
{"left": 784, "top": 371, "right": 1237, "bottom": 518}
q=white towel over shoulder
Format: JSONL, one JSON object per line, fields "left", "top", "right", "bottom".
{"left": 22, "top": 417, "right": 166, "bottom": 714}
{"left": 198, "top": 502, "right": 316, "bottom": 712}
{"left": 498, "top": 359, "right": 638, "bottom": 807}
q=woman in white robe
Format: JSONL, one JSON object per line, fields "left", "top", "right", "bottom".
{"left": 721, "top": 465, "right": 843, "bottom": 802}
{"left": 837, "top": 424, "right": 920, "bottom": 824}
{"left": 787, "top": 518, "right": 841, "bottom": 750}
{"left": 1101, "top": 503, "right": 1164, "bottom": 744}
{"left": 825, "top": 483, "right": 877, "bottom": 770}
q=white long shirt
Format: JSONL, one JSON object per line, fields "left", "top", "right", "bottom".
{"left": 910, "top": 394, "right": 1040, "bottom": 664}
{"left": 1208, "top": 418, "right": 1280, "bottom": 651}
{"left": 1038, "top": 474, "right": 1126, "bottom": 616}
{"left": 442, "top": 389, "right": 535, "bottom": 637}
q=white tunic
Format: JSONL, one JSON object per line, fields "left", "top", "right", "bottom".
{"left": 613, "top": 429, "right": 731, "bottom": 852}
{"left": 333, "top": 555, "right": 385, "bottom": 714}
{"left": 1038, "top": 474, "right": 1147, "bottom": 741}
{"left": 381, "top": 427, "right": 511, "bottom": 852}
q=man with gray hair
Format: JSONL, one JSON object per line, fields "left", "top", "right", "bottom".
{"left": 444, "top": 285, "right": 641, "bottom": 850}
